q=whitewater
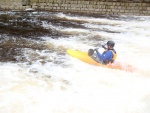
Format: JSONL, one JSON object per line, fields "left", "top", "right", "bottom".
{"left": 0, "top": 11, "right": 150, "bottom": 113}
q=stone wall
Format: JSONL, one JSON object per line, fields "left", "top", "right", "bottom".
{"left": 0, "top": 0, "right": 150, "bottom": 16}
{"left": 0, "top": 0, "right": 30, "bottom": 10}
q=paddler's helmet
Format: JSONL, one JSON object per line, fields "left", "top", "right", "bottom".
{"left": 107, "top": 41, "right": 115, "bottom": 47}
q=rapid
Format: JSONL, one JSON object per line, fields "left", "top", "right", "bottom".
{"left": 0, "top": 11, "right": 150, "bottom": 113}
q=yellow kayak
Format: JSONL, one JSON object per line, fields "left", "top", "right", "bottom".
{"left": 67, "top": 49, "right": 133, "bottom": 72}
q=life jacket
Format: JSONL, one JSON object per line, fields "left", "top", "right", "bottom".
{"left": 102, "top": 49, "right": 117, "bottom": 65}
{"left": 109, "top": 49, "right": 117, "bottom": 63}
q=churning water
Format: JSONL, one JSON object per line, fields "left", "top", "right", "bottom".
{"left": 0, "top": 11, "right": 150, "bottom": 113}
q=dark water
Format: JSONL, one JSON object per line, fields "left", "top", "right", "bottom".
{"left": 0, "top": 12, "right": 55, "bottom": 62}
{"left": 0, "top": 11, "right": 108, "bottom": 63}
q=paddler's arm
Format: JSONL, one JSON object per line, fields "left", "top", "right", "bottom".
{"left": 94, "top": 49, "right": 112, "bottom": 61}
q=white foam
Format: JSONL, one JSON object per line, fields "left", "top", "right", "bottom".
{"left": 0, "top": 13, "right": 150, "bottom": 113}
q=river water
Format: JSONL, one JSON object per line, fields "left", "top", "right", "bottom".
{"left": 0, "top": 11, "right": 150, "bottom": 113}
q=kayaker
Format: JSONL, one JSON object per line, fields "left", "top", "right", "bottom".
{"left": 88, "top": 41, "right": 117, "bottom": 65}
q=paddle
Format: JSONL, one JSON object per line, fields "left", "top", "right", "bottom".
{"left": 101, "top": 44, "right": 107, "bottom": 50}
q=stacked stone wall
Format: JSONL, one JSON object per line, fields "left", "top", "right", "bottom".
{"left": 0, "top": 0, "right": 150, "bottom": 16}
